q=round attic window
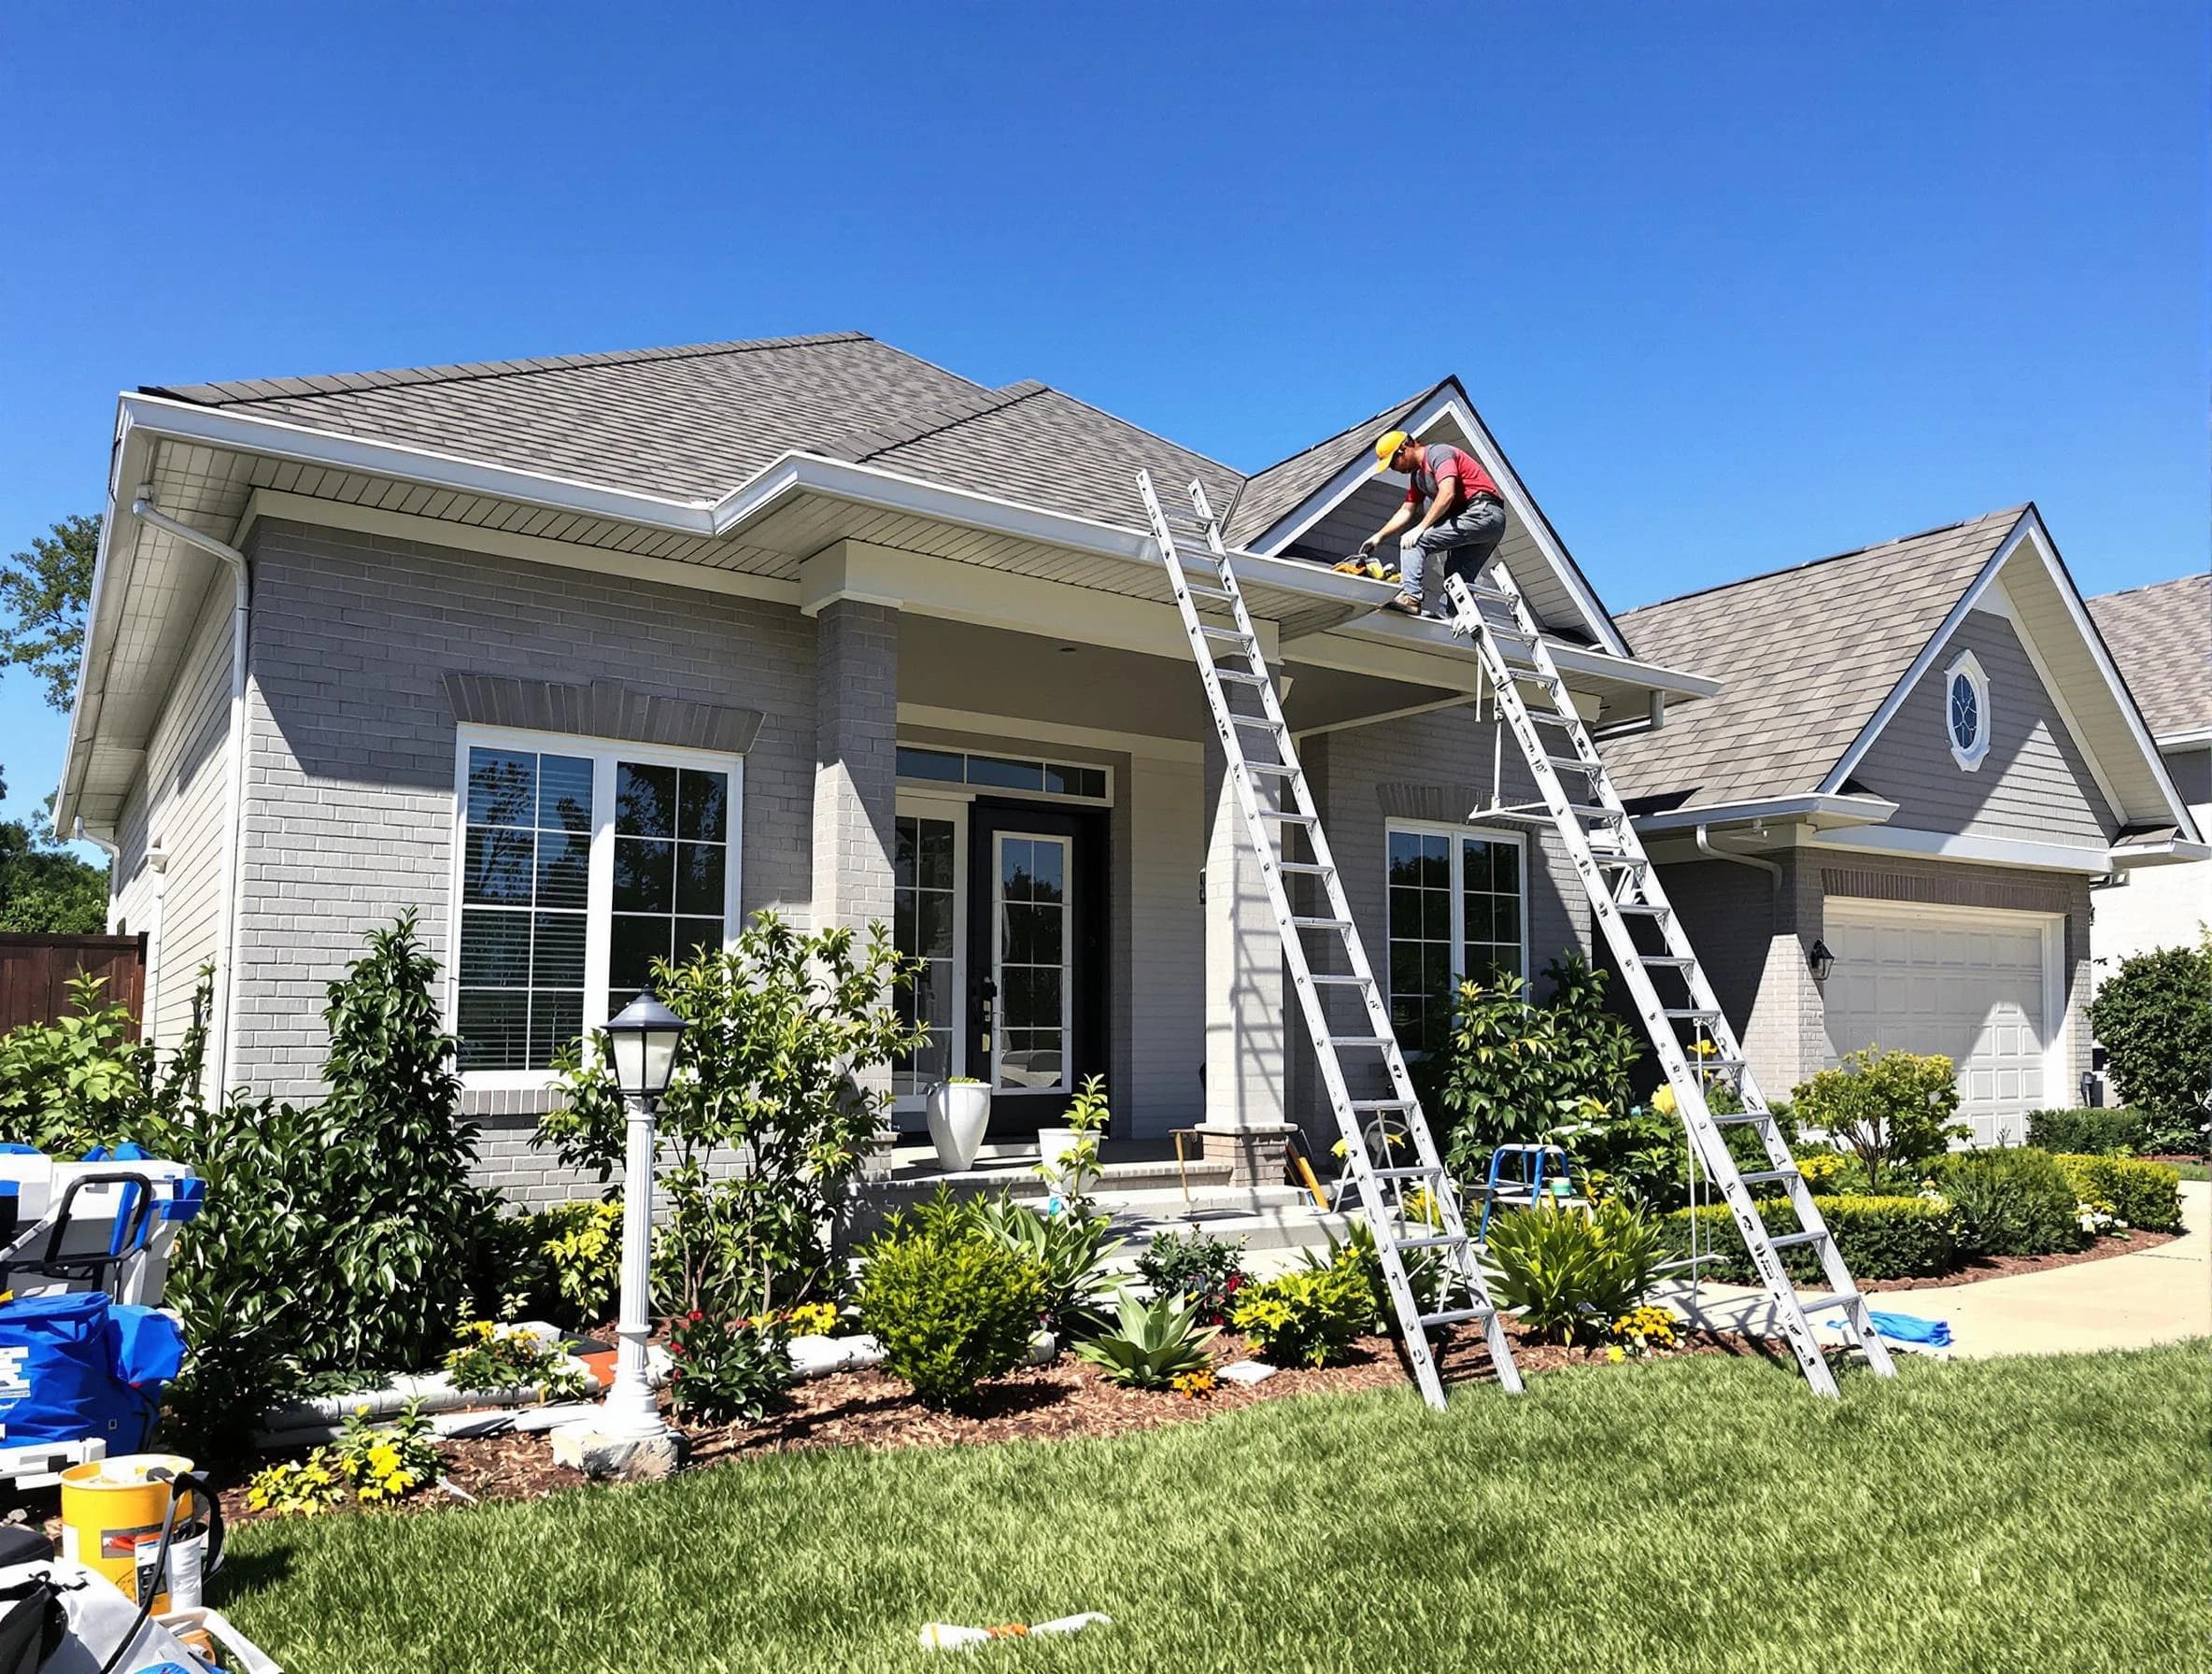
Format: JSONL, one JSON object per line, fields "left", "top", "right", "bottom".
{"left": 1944, "top": 650, "right": 1990, "bottom": 771}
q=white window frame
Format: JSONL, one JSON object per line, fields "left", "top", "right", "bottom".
{"left": 892, "top": 744, "right": 1113, "bottom": 809}
{"left": 891, "top": 790, "right": 971, "bottom": 1112}
{"left": 448, "top": 722, "right": 744, "bottom": 1090}
{"left": 1944, "top": 648, "right": 1992, "bottom": 772}
{"left": 1382, "top": 820, "right": 1532, "bottom": 1052}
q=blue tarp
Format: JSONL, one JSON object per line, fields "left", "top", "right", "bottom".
{"left": 0, "top": 1292, "right": 185, "bottom": 1452}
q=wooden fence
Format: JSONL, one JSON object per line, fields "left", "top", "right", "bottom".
{"left": 0, "top": 934, "right": 149, "bottom": 1034}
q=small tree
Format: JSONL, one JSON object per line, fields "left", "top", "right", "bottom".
{"left": 2089, "top": 938, "right": 2212, "bottom": 1155}
{"left": 1791, "top": 1046, "right": 1965, "bottom": 1191}
{"left": 0, "top": 513, "right": 99, "bottom": 712}
{"left": 539, "top": 911, "right": 922, "bottom": 1317}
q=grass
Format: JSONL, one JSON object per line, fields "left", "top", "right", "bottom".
{"left": 2165, "top": 1159, "right": 2207, "bottom": 1183}
{"left": 214, "top": 1346, "right": 2205, "bottom": 1674}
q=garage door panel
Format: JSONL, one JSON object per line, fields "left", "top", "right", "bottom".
{"left": 1823, "top": 903, "right": 2055, "bottom": 1149}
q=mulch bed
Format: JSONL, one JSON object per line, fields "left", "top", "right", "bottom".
{"left": 170, "top": 1321, "right": 1763, "bottom": 1527}
{"left": 1859, "top": 1226, "right": 2181, "bottom": 1292}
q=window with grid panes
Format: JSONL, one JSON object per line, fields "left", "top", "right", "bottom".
{"left": 892, "top": 814, "right": 957, "bottom": 1095}
{"left": 608, "top": 762, "right": 730, "bottom": 1021}
{"left": 1385, "top": 826, "right": 1526, "bottom": 1057}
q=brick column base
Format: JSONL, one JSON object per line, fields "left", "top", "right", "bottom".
{"left": 1198, "top": 1122, "right": 1297, "bottom": 1187}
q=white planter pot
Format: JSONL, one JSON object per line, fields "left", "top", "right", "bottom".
{"left": 1036, "top": 1127, "right": 1080, "bottom": 1170}
{"left": 925, "top": 1081, "right": 992, "bottom": 1171}
{"left": 1036, "top": 1127, "right": 1097, "bottom": 1199}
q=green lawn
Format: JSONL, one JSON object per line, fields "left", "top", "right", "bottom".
{"left": 2167, "top": 1159, "right": 2207, "bottom": 1183}
{"left": 215, "top": 1346, "right": 2205, "bottom": 1674}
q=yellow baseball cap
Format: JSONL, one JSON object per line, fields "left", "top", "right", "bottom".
{"left": 1375, "top": 430, "right": 1410, "bottom": 473}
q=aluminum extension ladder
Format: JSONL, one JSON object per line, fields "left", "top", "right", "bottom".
{"left": 1440, "top": 567, "right": 1896, "bottom": 1397}
{"left": 1137, "top": 470, "right": 1522, "bottom": 1408}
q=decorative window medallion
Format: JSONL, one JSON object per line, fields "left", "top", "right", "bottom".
{"left": 1945, "top": 649, "right": 1990, "bottom": 771}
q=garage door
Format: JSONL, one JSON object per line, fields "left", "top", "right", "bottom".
{"left": 1822, "top": 903, "right": 2058, "bottom": 1148}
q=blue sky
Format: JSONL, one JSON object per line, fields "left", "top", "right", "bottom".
{"left": 1, "top": 2, "right": 2204, "bottom": 839}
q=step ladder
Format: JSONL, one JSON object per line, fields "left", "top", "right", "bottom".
{"left": 1137, "top": 470, "right": 1522, "bottom": 1409}
{"left": 1440, "top": 567, "right": 1895, "bottom": 1397}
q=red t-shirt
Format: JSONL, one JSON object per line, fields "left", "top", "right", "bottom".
{"left": 1404, "top": 443, "right": 1500, "bottom": 511}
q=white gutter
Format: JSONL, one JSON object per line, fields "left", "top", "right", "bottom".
{"left": 1633, "top": 793, "right": 1897, "bottom": 836}
{"left": 1694, "top": 824, "right": 1781, "bottom": 886}
{"left": 131, "top": 495, "right": 249, "bottom": 1102}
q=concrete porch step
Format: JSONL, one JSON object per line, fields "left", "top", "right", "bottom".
{"left": 873, "top": 1142, "right": 1234, "bottom": 1202}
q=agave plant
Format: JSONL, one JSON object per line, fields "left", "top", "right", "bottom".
{"left": 1073, "top": 1289, "right": 1218, "bottom": 1389}
{"left": 967, "top": 1193, "right": 1126, "bottom": 1337}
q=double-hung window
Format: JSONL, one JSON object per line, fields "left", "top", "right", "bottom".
{"left": 452, "top": 728, "right": 741, "bottom": 1081}
{"left": 1384, "top": 823, "right": 1527, "bottom": 1057}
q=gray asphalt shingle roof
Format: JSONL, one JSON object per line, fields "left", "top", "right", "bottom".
{"left": 1603, "top": 507, "right": 2026, "bottom": 811}
{"left": 2087, "top": 573, "right": 2210, "bottom": 741}
{"left": 1221, "top": 384, "right": 1437, "bottom": 548}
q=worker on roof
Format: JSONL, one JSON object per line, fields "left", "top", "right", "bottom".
{"left": 1340, "top": 430, "right": 1508, "bottom": 617}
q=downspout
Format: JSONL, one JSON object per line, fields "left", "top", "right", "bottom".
{"left": 131, "top": 495, "right": 249, "bottom": 1102}
{"left": 1695, "top": 822, "right": 1785, "bottom": 945}
{"left": 70, "top": 818, "right": 121, "bottom": 930}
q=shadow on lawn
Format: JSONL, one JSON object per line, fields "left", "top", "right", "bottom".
{"left": 211, "top": 1545, "right": 295, "bottom": 1604}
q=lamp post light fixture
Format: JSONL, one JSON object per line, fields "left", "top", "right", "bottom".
{"left": 599, "top": 983, "right": 688, "bottom": 1440}
{"left": 1806, "top": 939, "right": 1836, "bottom": 984}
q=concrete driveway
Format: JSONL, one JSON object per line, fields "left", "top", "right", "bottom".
{"left": 1657, "top": 1181, "right": 2210, "bottom": 1358}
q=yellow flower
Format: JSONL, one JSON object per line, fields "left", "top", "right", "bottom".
{"left": 1652, "top": 1086, "right": 1678, "bottom": 1117}
{"left": 1606, "top": 1346, "right": 1625, "bottom": 1364}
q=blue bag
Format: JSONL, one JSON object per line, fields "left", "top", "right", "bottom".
{"left": 0, "top": 1293, "right": 186, "bottom": 1453}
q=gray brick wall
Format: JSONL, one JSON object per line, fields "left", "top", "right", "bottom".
{"left": 809, "top": 601, "right": 899, "bottom": 933}
{"left": 231, "top": 518, "right": 817, "bottom": 1198}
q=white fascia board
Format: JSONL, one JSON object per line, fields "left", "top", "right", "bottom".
{"left": 1820, "top": 508, "right": 2198, "bottom": 841}
{"left": 2108, "top": 837, "right": 2212, "bottom": 868}
{"left": 54, "top": 405, "right": 160, "bottom": 831}
{"left": 1804, "top": 823, "right": 2118, "bottom": 876}
{"left": 1241, "top": 387, "right": 1631, "bottom": 659}
{"left": 2155, "top": 726, "right": 2212, "bottom": 750}
{"left": 1631, "top": 793, "right": 1898, "bottom": 836}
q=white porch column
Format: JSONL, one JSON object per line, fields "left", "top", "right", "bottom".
{"left": 1198, "top": 733, "right": 1296, "bottom": 1185}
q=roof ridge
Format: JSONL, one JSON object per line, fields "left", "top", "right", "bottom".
{"left": 828, "top": 379, "right": 1051, "bottom": 462}
{"left": 1620, "top": 504, "right": 2030, "bottom": 618}
{"left": 147, "top": 331, "right": 904, "bottom": 407}
{"left": 1242, "top": 380, "right": 1441, "bottom": 483}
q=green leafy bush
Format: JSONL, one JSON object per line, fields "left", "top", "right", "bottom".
{"left": 2052, "top": 1154, "right": 2184, "bottom": 1235}
{"left": 1934, "top": 1149, "right": 2083, "bottom": 1257}
{"left": 542, "top": 912, "right": 925, "bottom": 1317}
{"left": 1230, "top": 1261, "right": 1370, "bottom": 1369}
{"left": 2089, "top": 941, "right": 2212, "bottom": 1155}
{"left": 443, "top": 1319, "right": 587, "bottom": 1400}
{"left": 533, "top": 1199, "right": 623, "bottom": 1326}
{"left": 1073, "top": 1291, "right": 1217, "bottom": 1388}
{"left": 1667, "top": 1194, "right": 1962, "bottom": 1282}
{"left": 247, "top": 1400, "right": 443, "bottom": 1516}
{"left": 965, "top": 1194, "right": 1124, "bottom": 1337}
{"left": 1306, "top": 1214, "right": 1453, "bottom": 1328}
{"left": 1792, "top": 1047, "right": 1966, "bottom": 1191}
{"left": 1481, "top": 1199, "right": 1669, "bottom": 1345}
{"left": 0, "top": 972, "right": 200, "bottom": 1156}
{"left": 1136, "top": 1229, "right": 1247, "bottom": 1326}
{"left": 665, "top": 1311, "right": 792, "bottom": 1426}
{"left": 2027, "top": 1107, "right": 2148, "bottom": 1156}
{"left": 854, "top": 1216, "right": 1043, "bottom": 1407}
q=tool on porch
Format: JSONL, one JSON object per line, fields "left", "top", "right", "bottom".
{"left": 1475, "top": 1143, "right": 1583, "bottom": 1242}
{"left": 1139, "top": 469, "right": 1524, "bottom": 1410}
{"left": 1439, "top": 565, "right": 1894, "bottom": 1397}
{"left": 1282, "top": 1131, "right": 1330, "bottom": 1212}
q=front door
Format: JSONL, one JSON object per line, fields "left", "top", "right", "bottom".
{"left": 966, "top": 801, "right": 1106, "bottom": 1134}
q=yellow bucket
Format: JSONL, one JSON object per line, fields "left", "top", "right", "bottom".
{"left": 59, "top": 1453, "right": 201, "bottom": 1610}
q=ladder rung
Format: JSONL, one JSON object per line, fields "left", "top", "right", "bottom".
{"left": 1365, "top": 1165, "right": 1445, "bottom": 1182}
{"left": 1563, "top": 804, "right": 1624, "bottom": 822}
{"left": 1794, "top": 1291, "right": 1860, "bottom": 1317}
{"left": 1183, "top": 581, "right": 1234, "bottom": 600}
{"left": 1709, "top": 1110, "right": 1775, "bottom": 1127}
{"left": 1326, "top": 1035, "right": 1393, "bottom": 1047}
{"left": 1245, "top": 760, "right": 1299, "bottom": 777}
{"left": 1392, "top": 1235, "right": 1467, "bottom": 1253}
{"left": 1199, "top": 624, "right": 1251, "bottom": 642}
{"left": 1662, "top": 1008, "right": 1723, "bottom": 1021}
{"left": 1229, "top": 713, "right": 1283, "bottom": 731}
{"left": 1417, "top": 1306, "right": 1494, "bottom": 1329}
{"left": 1292, "top": 916, "right": 1353, "bottom": 931}
{"left": 1638, "top": 955, "right": 1697, "bottom": 969}
{"left": 1214, "top": 668, "right": 1268, "bottom": 685}
{"left": 1737, "top": 1168, "right": 1801, "bottom": 1188}
{"left": 1350, "top": 1099, "right": 1414, "bottom": 1111}
{"left": 1277, "top": 860, "right": 1333, "bottom": 875}
{"left": 1545, "top": 754, "right": 1598, "bottom": 773}
{"left": 1309, "top": 973, "right": 1370, "bottom": 986}
{"left": 1615, "top": 901, "right": 1670, "bottom": 917}
{"left": 1595, "top": 853, "right": 1649, "bottom": 870}
{"left": 1766, "top": 1229, "right": 1828, "bottom": 1252}
{"left": 1258, "top": 810, "right": 1315, "bottom": 824}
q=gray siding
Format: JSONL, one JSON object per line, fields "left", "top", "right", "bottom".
{"left": 108, "top": 576, "right": 236, "bottom": 1055}
{"left": 1853, "top": 609, "right": 2116, "bottom": 847}
{"left": 230, "top": 519, "right": 818, "bottom": 1198}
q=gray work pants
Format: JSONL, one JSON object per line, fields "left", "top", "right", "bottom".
{"left": 1402, "top": 498, "right": 1508, "bottom": 616}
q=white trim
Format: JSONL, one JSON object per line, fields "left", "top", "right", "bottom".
{"left": 1804, "top": 823, "right": 2114, "bottom": 876}
{"left": 892, "top": 742, "right": 1115, "bottom": 808}
{"left": 2107, "top": 835, "right": 2212, "bottom": 867}
{"left": 1943, "top": 647, "right": 1992, "bottom": 771}
{"left": 990, "top": 828, "right": 1075, "bottom": 1098}
{"left": 448, "top": 722, "right": 744, "bottom": 1091}
{"left": 890, "top": 795, "right": 970, "bottom": 1111}
{"left": 1822, "top": 897, "right": 2068, "bottom": 1126}
{"left": 896, "top": 702, "right": 1202, "bottom": 762}
{"left": 2155, "top": 726, "right": 2212, "bottom": 750}
{"left": 1632, "top": 792, "right": 1898, "bottom": 836}
{"left": 1381, "top": 819, "right": 1533, "bottom": 1050}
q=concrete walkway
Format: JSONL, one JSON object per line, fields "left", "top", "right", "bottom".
{"left": 1655, "top": 1181, "right": 2210, "bottom": 1359}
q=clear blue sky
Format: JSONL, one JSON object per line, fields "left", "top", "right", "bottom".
{"left": 2, "top": 2, "right": 2205, "bottom": 839}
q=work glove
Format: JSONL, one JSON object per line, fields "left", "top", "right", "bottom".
{"left": 1333, "top": 537, "right": 1381, "bottom": 575}
{"left": 1398, "top": 532, "right": 1423, "bottom": 554}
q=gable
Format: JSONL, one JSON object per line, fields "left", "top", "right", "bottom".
{"left": 1849, "top": 607, "right": 2115, "bottom": 848}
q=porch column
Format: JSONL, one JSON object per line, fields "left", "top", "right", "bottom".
{"left": 1198, "top": 734, "right": 1296, "bottom": 1185}
{"left": 812, "top": 599, "right": 900, "bottom": 1165}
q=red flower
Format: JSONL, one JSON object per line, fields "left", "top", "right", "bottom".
{"left": 688, "top": 1310, "right": 704, "bottom": 1323}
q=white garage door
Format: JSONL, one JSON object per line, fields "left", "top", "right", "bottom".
{"left": 1822, "top": 902, "right": 2060, "bottom": 1148}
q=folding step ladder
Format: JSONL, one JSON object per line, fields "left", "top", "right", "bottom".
{"left": 1137, "top": 470, "right": 1522, "bottom": 1408}
{"left": 1440, "top": 567, "right": 1896, "bottom": 1397}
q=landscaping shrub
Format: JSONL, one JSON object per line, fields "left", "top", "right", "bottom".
{"left": 854, "top": 1216, "right": 1043, "bottom": 1407}
{"left": 1481, "top": 1199, "right": 1669, "bottom": 1344}
{"left": 1136, "top": 1228, "right": 1247, "bottom": 1326}
{"left": 2053, "top": 1154, "right": 2185, "bottom": 1235}
{"left": 245, "top": 1400, "right": 442, "bottom": 1517}
{"left": 1666, "top": 1195, "right": 1961, "bottom": 1283}
{"left": 542, "top": 912, "right": 925, "bottom": 1317}
{"left": 1792, "top": 1047, "right": 1966, "bottom": 1191}
{"left": 665, "top": 1312, "right": 792, "bottom": 1426}
{"left": 965, "top": 1194, "right": 1123, "bottom": 1337}
{"left": 1935, "top": 1149, "right": 2083, "bottom": 1257}
{"left": 0, "top": 971, "right": 203, "bottom": 1156}
{"left": 443, "top": 1320, "right": 587, "bottom": 1401}
{"left": 532, "top": 1199, "right": 624, "bottom": 1327}
{"left": 1230, "top": 1261, "right": 1369, "bottom": 1369}
{"left": 2089, "top": 940, "right": 2212, "bottom": 1155}
{"left": 2027, "top": 1107, "right": 2148, "bottom": 1156}
{"left": 1073, "top": 1291, "right": 1217, "bottom": 1389}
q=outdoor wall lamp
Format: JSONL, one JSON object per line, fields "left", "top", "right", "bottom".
{"left": 1807, "top": 940, "right": 1836, "bottom": 983}
{"left": 600, "top": 983, "right": 688, "bottom": 1440}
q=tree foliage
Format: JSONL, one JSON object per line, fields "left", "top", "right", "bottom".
{"left": 1791, "top": 1046, "right": 1965, "bottom": 1191}
{"left": 0, "top": 789, "right": 108, "bottom": 932}
{"left": 2089, "top": 937, "right": 2212, "bottom": 1155}
{"left": 1, "top": 514, "right": 99, "bottom": 712}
